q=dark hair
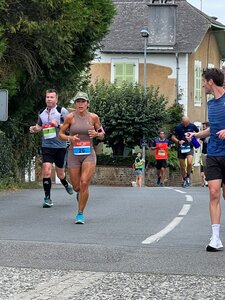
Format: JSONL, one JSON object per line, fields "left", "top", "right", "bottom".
{"left": 46, "top": 89, "right": 58, "bottom": 96}
{"left": 202, "top": 121, "right": 210, "bottom": 127}
{"left": 202, "top": 68, "right": 224, "bottom": 87}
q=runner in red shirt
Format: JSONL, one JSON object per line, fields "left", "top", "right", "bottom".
{"left": 151, "top": 131, "right": 171, "bottom": 187}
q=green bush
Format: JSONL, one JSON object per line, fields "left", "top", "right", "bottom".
{"left": 97, "top": 154, "right": 135, "bottom": 167}
{"left": 0, "top": 131, "right": 17, "bottom": 182}
{"left": 145, "top": 150, "right": 156, "bottom": 168}
{"left": 97, "top": 152, "right": 155, "bottom": 168}
{"left": 96, "top": 149, "right": 180, "bottom": 171}
{"left": 168, "top": 149, "right": 180, "bottom": 171}
{"left": 89, "top": 81, "right": 168, "bottom": 155}
{"left": 0, "top": 130, "right": 41, "bottom": 187}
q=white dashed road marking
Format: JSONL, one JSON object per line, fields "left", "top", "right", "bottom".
{"left": 185, "top": 195, "right": 193, "bottom": 202}
{"left": 142, "top": 188, "right": 192, "bottom": 245}
{"left": 179, "top": 204, "right": 191, "bottom": 216}
{"left": 142, "top": 217, "right": 183, "bottom": 244}
{"left": 174, "top": 189, "right": 186, "bottom": 194}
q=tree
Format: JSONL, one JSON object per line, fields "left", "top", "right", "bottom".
{"left": 0, "top": 0, "right": 115, "bottom": 96}
{"left": 89, "top": 81, "right": 168, "bottom": 156}
{"left": 0, "top": 0, "right": 115, "bottom": 182}
{"left": 163, "top": 101, "right": 184, "bottom": 138}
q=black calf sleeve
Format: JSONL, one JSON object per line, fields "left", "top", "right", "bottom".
{"left": 43, "top": 177, "right": 51, "bottom": 198}
{"left": 60, "top": 176, "right": 68, "bottom": 187}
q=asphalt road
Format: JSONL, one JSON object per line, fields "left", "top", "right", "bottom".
{"left": 1, "top": 185, "right": 225, "bottom": 299}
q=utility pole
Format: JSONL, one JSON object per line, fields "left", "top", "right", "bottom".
{"left": 140, "top": 28, "right": 150, "bottom": 187}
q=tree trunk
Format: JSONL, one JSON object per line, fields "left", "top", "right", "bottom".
{"left": 112, "top": 141, "right": 125, "bottom": 156}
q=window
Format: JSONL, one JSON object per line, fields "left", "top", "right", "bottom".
{"left": 194, "top": 60, "right": 202, "bottom": 106}
{"left": 112, "top": 63, "right": 136, "bottom": 85}
{"left": 148, "top": 5, "right": 176, "bottom": 46}
{"left": 206, "top": 64, "right": 214, "bottom": 101}
{"left": 208, "top": 63, "right": 214, "bottom": 69}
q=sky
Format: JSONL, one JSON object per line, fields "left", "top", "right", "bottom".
{"left": 187, "top": 0, "right": 225, "bottom": 25}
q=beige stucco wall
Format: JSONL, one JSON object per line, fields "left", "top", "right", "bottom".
{"left": 139, "top": 63, "right": 176, "bottom": 107}
{"left": 90, "top": 63, "right": 111, "bottom": 84}
{"left": 188, "top": 31, "right": 221, "bottom": 122}
{"left": 90, "top": 62, "right": 176, "bottom": 107}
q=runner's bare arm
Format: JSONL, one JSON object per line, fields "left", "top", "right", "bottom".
{"left": 87, "top": 114, "right": 105, "bottom": 140}
{"left": 58, "top": 113, "right": 75, "bottom": 142}
{"left": 171, "top": 134, "right": 185, "bottom": 145}
{"left": 29, "top": 124, "right": 42, "bottom": 133}
{"left": 185, "top": 127, "right": 210, "bottom": 141}
{"left": 93, "top": 114, "right": 105, "bottom": 140}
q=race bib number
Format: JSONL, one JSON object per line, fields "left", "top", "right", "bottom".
{"left": 42, "top": 125, "right": 56, "bottom": 139}
{"left": 158, "top": 150, "right": 166, "bottom": 156}
{"left": 181, "top": 145, "right": 190, "bottom": 153}
{"left": 73, "top": 141, "right": 91, "bottom": 155}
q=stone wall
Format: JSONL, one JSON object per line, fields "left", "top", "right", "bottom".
{"left": 91, "top": 166, "right": 202, "bottom": 187}
{"left": 36, "top": 165, "right": 202, "bottom": 187}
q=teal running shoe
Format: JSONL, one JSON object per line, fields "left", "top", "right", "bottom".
{"left": 65, "top": 183, "right": 74, "bottom": 195}
{"left": 185, "top": 177, "right": 192, "bottom": 187}
{"left": 75, "top": 212, "right": 84, "bottom": 224}
{"left": 43, "top": 197, "right": 53, "bottom": 208}
{"left": 182, "top": 180, "right": 187, "bottom": 188}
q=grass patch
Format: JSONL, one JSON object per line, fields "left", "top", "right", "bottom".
{"left": 0, "top": 180, "right": 41, "bottom": 191}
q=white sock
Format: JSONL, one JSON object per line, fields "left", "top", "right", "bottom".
{"left": 212, "top": 224, "right": 220, "bottom": 239}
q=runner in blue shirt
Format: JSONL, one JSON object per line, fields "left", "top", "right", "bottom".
{"left": 171, "top": 116, "right": 199, "bottom": 187}
{"left": 187, "top": 68, "right": 225, "bottom": 252}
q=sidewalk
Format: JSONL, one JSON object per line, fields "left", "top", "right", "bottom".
{"left": 1, "top": 266, "right": 225, "bottom": 300}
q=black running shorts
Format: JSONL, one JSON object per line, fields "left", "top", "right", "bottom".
{"left": 177, "top": 148, "right": 194, "bottom": 159}
{"left": 156, "top": 159, "right": 168, "bottom": 170}
{"left": 205, "top": 156, "right": 225, "bottom": 183}
{"left": 41, "top": 147, "right": 67, "bottom": 168}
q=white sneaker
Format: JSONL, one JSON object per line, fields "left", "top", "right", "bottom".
{"left": 206, "top": 237, "right": 223, "bottom": 252}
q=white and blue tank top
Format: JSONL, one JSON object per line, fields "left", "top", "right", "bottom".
{"left": 37, "top": 106, "right": 68, "bottom": 148}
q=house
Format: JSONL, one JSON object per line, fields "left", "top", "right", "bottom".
{"left": 90, "top": 0, "right": 225, "bottom": 125}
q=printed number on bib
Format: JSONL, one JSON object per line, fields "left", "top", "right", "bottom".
{"left": 42, "top": 124, "right": 56, "bottom": 139}
{"left": 181, "top": 145, "right": 190, "bottom": 153}
{"left": 158, "top": 150, "right": 166, "bottom": 156}
{"left": 73, "top": 141, "right": 91, "bottom": 155}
